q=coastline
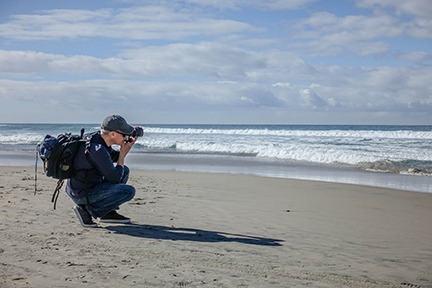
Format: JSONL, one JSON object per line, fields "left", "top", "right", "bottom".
{"left": 2, "top": 149, "right": 432, "bottom": 194}
{"left": 1, "top": 166, "right": 432, "bottom": 287}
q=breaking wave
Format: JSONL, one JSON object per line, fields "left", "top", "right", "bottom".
{"left": 2, "top": 123, "right": 432, "bottom": 175}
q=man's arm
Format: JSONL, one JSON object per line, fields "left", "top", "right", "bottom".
{"left": 89, "top": 144, "right": 124, "bottom": 184}
{"left": 116, "top": 136, "right": 137, "bottom": 167}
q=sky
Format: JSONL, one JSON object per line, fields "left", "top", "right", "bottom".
{"left": 0, "top": 0, "right": 431, "bottom": 125}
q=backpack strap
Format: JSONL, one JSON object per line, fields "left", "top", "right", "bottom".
{"left": 51, "top": 179, "right": 64, "bottom": 210}
{"left": 35, "top": 144, "right": 40, "bottom": 195}
{"left": 83, "top": 132, "right": 101, "bottom": 172}
{"left": 83, "top": 132, "right": 98, "bottom": 207}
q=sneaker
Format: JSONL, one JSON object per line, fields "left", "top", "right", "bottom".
{"left": 73, "top": 205, "right": 97, "bottom": 228}
{"left": 97, "top": 211, "right": 131, "bottom": 224}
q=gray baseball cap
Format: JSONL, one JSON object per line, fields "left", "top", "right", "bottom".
{"left": 101, "top": 115, "right": 134, "bottom": 135}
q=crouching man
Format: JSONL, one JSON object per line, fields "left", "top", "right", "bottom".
{"left": 66, "top": 115, "right": 138, "bottom": 227}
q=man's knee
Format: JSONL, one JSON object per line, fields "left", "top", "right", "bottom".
{"left": 123, "top": 165, "right": 130, "bottom": 175}
{"left": 121, "top": 165, "right": 130, "bottom": 184}
{"left": 125, "top": 185, "right": 135, "bottom": 201}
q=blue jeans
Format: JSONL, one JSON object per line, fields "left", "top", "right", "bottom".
{"left": 73, "top": 166, "right": 135, "bottom": 218}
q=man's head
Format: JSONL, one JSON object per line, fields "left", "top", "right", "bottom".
{"left": 101, "top": 115, "right": 134, "bottom": 136}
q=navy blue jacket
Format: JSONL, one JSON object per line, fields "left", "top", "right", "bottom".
{"left": 66, "top": 132, "right": 124, "bottom": 199}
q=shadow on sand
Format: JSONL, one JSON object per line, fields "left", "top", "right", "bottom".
{"left": 104, "top": 223, "right": 283, "bottom": 246}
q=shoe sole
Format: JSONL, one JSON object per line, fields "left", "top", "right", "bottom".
{"left": 97, "top": 218, "right": 131, "bottom": 224}
{"left": 73, "top": 206, "right": 97, "bottom": 228}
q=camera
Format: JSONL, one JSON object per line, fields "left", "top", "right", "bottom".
{"left": 125, "top": 127, "right": 144, "bottom": 143}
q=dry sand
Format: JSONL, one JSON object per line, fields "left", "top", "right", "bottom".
{"left": 1, "top": 166, "right": 431, "bottom": 287}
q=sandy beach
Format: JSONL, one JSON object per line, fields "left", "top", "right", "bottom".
{"left": 1, "top": 166, "right": 431, "bottom": 287}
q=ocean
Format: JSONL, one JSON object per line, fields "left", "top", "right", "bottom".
{"left": 1, "top": 123, "right": 432, "bottom": 193}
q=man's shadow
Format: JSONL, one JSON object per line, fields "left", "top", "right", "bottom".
{"left": 104, "top": 223, "right": 283, "bottom": 246}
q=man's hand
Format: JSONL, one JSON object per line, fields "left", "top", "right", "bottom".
{"left": 120, "top": 136, "right": 137, "bottom": 157}
{"left": 117, "top": 136, "right": 137, "bottom": 167}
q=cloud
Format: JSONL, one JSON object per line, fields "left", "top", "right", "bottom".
{"left": 290, "top": 9, "right": 432, "bottom": 57}
{"left": 298, "top": 89, "right": 327, "bottom": 108}
{"left": 355, "top": 0, "right": 432, "bottom": 18}
{"left": 295, "top": 11, "right": 407, "bottom": 39}
{"left": 0, "top": 79, "right": 281, "bottom": 110}
{"left": 118, "top": 43, "right": 269, "bottom": 80}
{"left": 354, "top": 0, "right": 432, "bottom": 40}
{"left": 123, "top": 0, "right": 319, "bottom": 11}
{"left": 1, "top": 56, "right": 432, "bottom": 123}
{"left": 397, "top": 51, "right": 432, "bottom": 64}
{"left": 1, "top": 45, "right": 432, "bottom": 111}
{"left": 0, "top": 6, "right": 256, "bottom": 41}
{"left": 228, "top": 0, "right": 319, "bottom": 10}
{"left": 0, "top": 50, "right": 60, "bottom": 74}
{"left": 0, "top": 45, "right": 310, "bottom": 82}
{"left": 1, "top": 3, "right": 430, "bottom": 63}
